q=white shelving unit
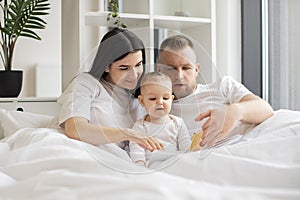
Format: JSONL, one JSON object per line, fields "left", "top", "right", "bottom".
{"left": 62, "top": 0, "right": 217, "bottom": 88}
{"left": 0, "top": 97, "right": 58, "bottom": 116}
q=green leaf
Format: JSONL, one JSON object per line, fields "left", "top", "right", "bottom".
{"left": 20, "top": 32, "right": 41, "bottom": 40}
{"left": 5, "top": 0, "right": 50, "bottom": 39}
{"left": 31, "top": 11, "right": 49, "bottom": 15}
{"left": 36, "top": 3, "right": 50, "bottom": 7}
{"left": 20, "top": 28, "right": 41, "bottom": 39}
{"left": 38, "top": 0, "right": 49, "bottom": 3}
{"left": 29, "top": 16, "right": 47, "bottom": 24}
{"left": 33, "top": 7, "right": 50, "bottom": 11}
{"left": 26, "top": 19, "right": 44, "bottom": 27}
{"left": 24, "top": 24, "right": 45, "bottom": 29}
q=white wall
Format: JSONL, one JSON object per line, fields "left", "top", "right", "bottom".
{"left": 12, "top": 0, "right": 61, "bottom": 97}
{"left": 216, "top": 0, "right": 241, "bottom": 81}
{"left": 61, "top": 0, "right": 100, "bottom": 91}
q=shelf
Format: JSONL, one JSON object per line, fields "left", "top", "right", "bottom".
{"left": 153, "top": 15, "right": 211, "bottom": 30}
{"left": 85, "top": 12, "right": 210, "bottom": 30}
{"left": 0, "top": 97, "right": 57, "bottom": 102}
{"left": 0, "top": 97, "right": 59, "bottom": 115}
{"left": 85, "top": 12, "right": 150, "bottom": 27}
{"left": 65, "top": 0, "right": 217, "bottom": 85}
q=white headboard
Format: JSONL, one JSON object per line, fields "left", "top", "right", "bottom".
{"left": 0, "top": 97, "right": 59, "bottom": 116}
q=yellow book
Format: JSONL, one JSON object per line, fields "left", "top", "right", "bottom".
{"left": 190, "top": 132, "right": 203, "bottom": 151}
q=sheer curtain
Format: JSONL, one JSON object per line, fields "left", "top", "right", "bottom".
{"left": 268, "top": 0, "right": 300, "bottom": 111}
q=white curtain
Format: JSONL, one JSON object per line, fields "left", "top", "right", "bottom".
{"left": 268, "top": 0, "right": 300, "bottom": 111}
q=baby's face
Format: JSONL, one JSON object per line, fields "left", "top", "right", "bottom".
{"left": 139, "top": 83, "right": 174, "bottom": 119}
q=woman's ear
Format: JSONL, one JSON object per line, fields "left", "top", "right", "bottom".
{"left": 138, "top": 95, "right": 144, "bottom": 106}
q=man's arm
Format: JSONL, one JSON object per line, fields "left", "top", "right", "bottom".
{"left": 195, "top": 94, "right": 274, "bottom": 147}
{"left": 236, "top": 94, "right": 274, "bottom": 124}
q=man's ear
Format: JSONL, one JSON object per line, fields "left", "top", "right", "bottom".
{"left": 104, "top": 67, "right": 109, "bottom": 72}
{"left": 195, "top": 63, "right": 200, "bottom": 77}
{"left": 138, "top": 95, "right": 144, "bottom": 106}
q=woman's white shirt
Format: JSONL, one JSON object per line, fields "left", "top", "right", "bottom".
{"left": 57, "top": 72, "right": 145, "bottom": 134}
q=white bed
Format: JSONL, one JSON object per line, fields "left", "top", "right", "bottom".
{"left": 0, "top": 100, "right": 300, "bottom": 200}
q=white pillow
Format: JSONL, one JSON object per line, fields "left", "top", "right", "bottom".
{"left": 0, "top": 108, "right": 55, "bottom": 139}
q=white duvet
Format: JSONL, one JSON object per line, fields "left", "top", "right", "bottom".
{"left": 0, "top": 109, "right": 300, "bottom": 200}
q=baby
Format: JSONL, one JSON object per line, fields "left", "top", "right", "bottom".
{"left": 130, "top": 72, "right": 197, "bottom": 166}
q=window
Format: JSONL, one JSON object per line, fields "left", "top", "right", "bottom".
{"left": 267, "top": 0, "right": 300, "bottom": 110}
{"left": 242, "top": 0, "right": 300, "bottom": 111}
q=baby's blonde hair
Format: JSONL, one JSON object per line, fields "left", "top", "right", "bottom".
{"left": 140, "top": 72, "right": 172, "bottom": 92}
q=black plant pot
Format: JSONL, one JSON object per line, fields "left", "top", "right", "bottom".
{"left": 0, "top": 70, "right": 23, "bottom": 98}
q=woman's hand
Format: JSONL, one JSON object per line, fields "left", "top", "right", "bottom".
{"left": 124, "top": 128, "right": 164, "bottom": 151}
{"left": 195, "top": 104, "right": 241, "bottom": 147}
{"left": 64, "top": 117, "right": 164, "bottom": 148}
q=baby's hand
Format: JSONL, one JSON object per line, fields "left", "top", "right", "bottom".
{"left": 135, "top": 160, "right": 146, "bottom": 167}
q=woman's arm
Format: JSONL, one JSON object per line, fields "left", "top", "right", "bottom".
{"left": 64, "top": 117, "right": 163, "bottom": 151}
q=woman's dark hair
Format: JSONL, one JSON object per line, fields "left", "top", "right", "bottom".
{"left": 89, "top": 28, "right": 146, "bottom": 81}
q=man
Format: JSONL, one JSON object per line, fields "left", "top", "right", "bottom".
{"left": 157, "top": 35, "right": 274, "bottom": 147}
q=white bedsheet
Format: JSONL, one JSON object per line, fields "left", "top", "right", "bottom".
{"left": 0, "top": 109, "right": 300, "bottom": 199}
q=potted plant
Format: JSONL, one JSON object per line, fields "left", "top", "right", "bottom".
{"left": 0, "top": 0, "right": 50, "bottom": 97}
{"left": 106, "top": 0, "right": 127, "bottom": 28}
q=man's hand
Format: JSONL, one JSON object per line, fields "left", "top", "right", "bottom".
{"left": 195, "top": 104, "right": 241, "bottom": 147}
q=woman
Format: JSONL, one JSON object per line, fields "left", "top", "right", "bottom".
{"left": 57, "top": 28, "right": 162, "bottom": 151}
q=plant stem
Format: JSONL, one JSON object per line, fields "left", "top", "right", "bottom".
{"left": 2, "top": 0, "right": 9, "bottom": 70}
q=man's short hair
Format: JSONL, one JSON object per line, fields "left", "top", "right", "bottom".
{"left": 159, "top": 35, "right": 194, "bottom": 51}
